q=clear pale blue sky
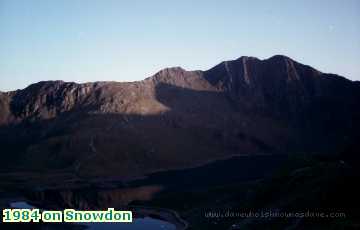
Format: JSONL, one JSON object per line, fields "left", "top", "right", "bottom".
{"left": 0, "top": 0, "right": 359, "bottom": 91}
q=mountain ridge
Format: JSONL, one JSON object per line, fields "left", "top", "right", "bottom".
{"left": 0, "top": 55, "right": 359, "bottom": 180}
{"left": 1, "top": 54, "right": 357, "bottom": 123}
{"left": 2, "top": 54, "right": 347, "bottom": 94}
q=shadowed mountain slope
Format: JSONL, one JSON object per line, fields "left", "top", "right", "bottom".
{"left": 0, "top": 55, "right": 359, "bottom": 179}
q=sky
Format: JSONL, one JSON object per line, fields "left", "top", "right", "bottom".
{"left": 0, "top": 0, "right": 359, "bottom": 91}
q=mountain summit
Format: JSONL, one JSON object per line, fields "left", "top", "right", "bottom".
{"left": 0, "top": 55, "right": 359, "bottom": 179}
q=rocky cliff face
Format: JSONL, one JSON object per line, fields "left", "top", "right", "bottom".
{"left": 0, "top": 55, "right": 359, "bottom": 179}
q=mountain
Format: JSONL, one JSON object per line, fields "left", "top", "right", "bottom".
{"left": 0, "top": 55, "right": 359, "bottom": 180}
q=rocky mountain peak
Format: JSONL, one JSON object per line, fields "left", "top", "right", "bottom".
{"left": 149, "top": 67, "right": 191, "bottom": 82}
{"left": 0, "top": 55, "right": 359, "bottom": 179}
{"left": 0, "top": 55, "right": 358, "bottom": 126}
